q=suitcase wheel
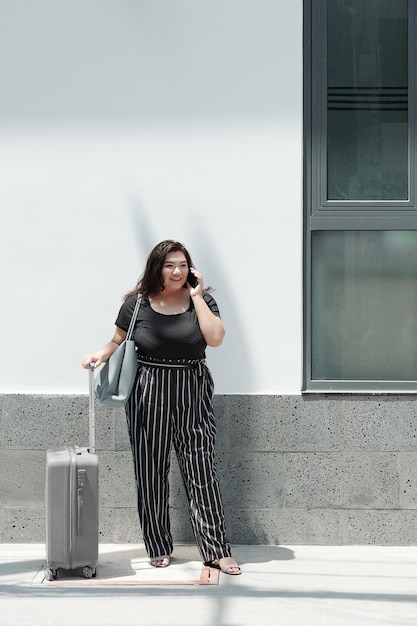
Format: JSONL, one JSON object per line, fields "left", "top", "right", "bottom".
{"left": 82, "top": 566, "right": 95, "bottom": 579}
{"left": 45, "top": 568, "right": 57, "bottom": 581}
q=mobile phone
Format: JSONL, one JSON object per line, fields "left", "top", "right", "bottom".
{"left": 187, "top": 270, "right": 198, "bottom": 288}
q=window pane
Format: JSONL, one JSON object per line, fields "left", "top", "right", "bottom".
{"left": 312, "top": 231, "right": 417, "bottom": 380}
{"left": 327, "top": 0, "right": 408, "bottom": 201}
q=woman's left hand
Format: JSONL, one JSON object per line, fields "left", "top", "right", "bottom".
{"left": 187, "top": 267, "right": 203, "bottom": 297}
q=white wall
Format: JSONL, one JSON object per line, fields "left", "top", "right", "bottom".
{"left": 0, "top": 0, "right": 303, "bottom": 394}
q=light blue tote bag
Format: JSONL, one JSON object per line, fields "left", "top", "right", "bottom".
{"left": 94, "top": 295, "right": 142, "bottom": 407}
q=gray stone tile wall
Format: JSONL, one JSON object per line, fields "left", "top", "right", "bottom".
{"left": 1, "top": 393, "right": 417, "bottom": 544}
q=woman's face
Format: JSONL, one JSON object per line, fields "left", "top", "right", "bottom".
{"left": 161, "top": 251, "right": 189, "bottom": 290}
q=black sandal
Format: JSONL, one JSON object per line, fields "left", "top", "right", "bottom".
{"left": 204, "top": 558, "right": 241, "bottom": 575}
{"left": 150, "top": 555, "right": 171, "bottom": 568}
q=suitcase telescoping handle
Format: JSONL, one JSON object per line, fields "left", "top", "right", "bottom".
{"left": 88, "top": 363, "right": 96, "bottom": 454}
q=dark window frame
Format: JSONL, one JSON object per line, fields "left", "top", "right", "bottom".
{"left": 303, "top": 0, "right": 417, "bottom": 393}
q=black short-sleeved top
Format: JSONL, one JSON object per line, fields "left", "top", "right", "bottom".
{"left": 115, "top": 292, "right": 221, "bottom": 360}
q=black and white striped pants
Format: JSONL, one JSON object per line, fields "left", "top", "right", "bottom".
{"left": 125, "top": 357, "right": 231, "bottom": 562}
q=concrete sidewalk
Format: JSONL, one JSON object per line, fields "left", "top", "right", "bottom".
{"left": 0, "top": 543, "right": 416, "bottom": 626}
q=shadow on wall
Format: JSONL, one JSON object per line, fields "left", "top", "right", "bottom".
{"left": 128, "top": 201, "right": 255, "bottom": 390}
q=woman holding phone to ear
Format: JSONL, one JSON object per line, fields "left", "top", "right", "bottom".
{"left": 82, "top": 240, "right": 240, "bottom": 575}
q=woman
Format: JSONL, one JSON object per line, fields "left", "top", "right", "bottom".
{"left": 82, "top": 240, "right": 240, "bottom": 575}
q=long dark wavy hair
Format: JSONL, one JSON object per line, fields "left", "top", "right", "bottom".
{"left": 124, "top": 240, "right": 196, "bottom": 301}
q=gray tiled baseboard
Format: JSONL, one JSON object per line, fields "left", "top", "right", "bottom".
{"left": 1, "top": 394, "right": 417, "bottom": 544}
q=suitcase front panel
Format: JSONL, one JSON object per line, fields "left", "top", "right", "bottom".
{"left": 70, "top": 447, "right": 99, "bottom": 570}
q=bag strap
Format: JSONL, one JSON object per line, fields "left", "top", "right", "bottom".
{"left": 126, "top": 294, "right": 142, "bottom": 340}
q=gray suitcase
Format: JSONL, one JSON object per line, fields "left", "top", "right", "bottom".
{"left": 45, "top": 365, "right": 99, "bottom": 580}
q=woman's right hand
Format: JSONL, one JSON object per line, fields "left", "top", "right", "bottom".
{"left": 81, "top": 354, "right": 103, "bottom": 369}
